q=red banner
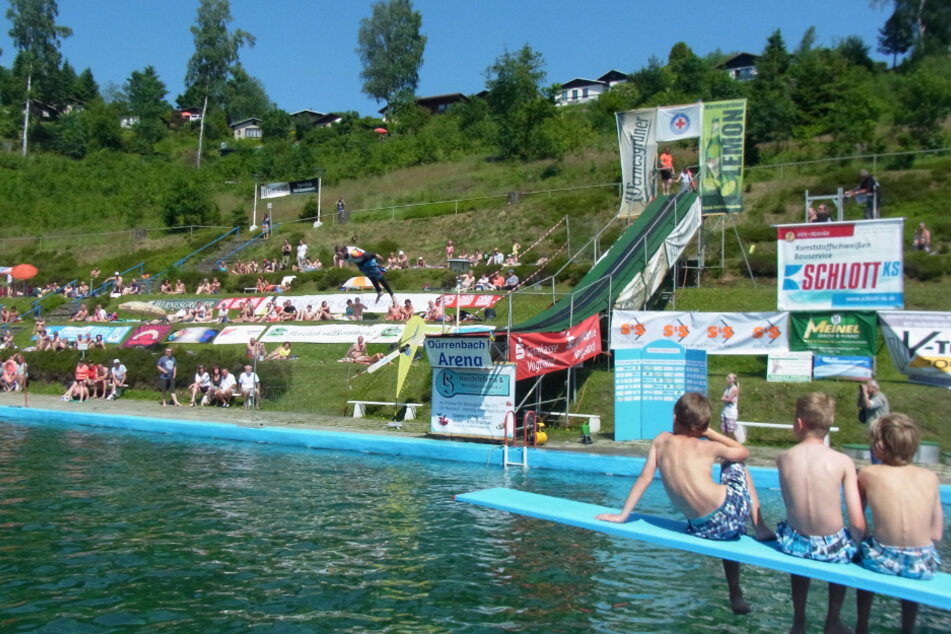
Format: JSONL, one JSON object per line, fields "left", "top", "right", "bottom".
{"left": 508, "top": 314, "right": 602, "bottom": 380}
{"left": 439, "top": 294, "right": 503, "bottom": 309}
{"left": 122, "top": 325, "right": 171, "bottom": 348}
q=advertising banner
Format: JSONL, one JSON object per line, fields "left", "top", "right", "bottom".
{"left": 215, "top": 296, "right": 273, "bottom": 315}
{"left": 700, "top": 99, "right": 746, "bottom": 214}
{"left": 430, "top": 364, "right": 516, "bottom": 440}
{"left": 767, "top": 351, "right": 813, "bottom": 382}
{"left": 425, "top": 336, "right": 493, "bottom": 369}
{"left": 148, "top": 299, "right": 217, "bottom": 312}
{"left": 616, "top": 108, "right": 657, "bottom": 217}
{"left": 277, "top": 292, "right": 440, "bottom": 316}
{"left": 166, "top": 327, "right": 218, "bottom": 344}
{"left": 259, "top": 178, "right": 320, "bottom": 200}
{"left": 122, "top": 325, "right": 171, "bottom": 348}
{"left": 212, "top": 325, "right": 267, "bottom": 345}
{"left": 42, "top": 325, "right": 132, "bottom": 344}
{"left": 611, "top": 310, "right": 788, "bottom": 355}
{"left": 789, "top": 312, "right": 877, "bottom": 356}
{"left": 656, "top": 103, "right": 703, "bottom": 141}
{"left": 879, "top": 311, "right": 951, "bottom": 387}
{"left": 259, "top": 323, "right": 405, "bottom": 344}
{"left": 439, "top": 294, "right": 503, "bottom": 309}
{"left": 777, "top": 220, "right": 904, "bottom": 311}
{"left": 813, "top": 355, "right": 873, "bottom": 380}
{"left": 508, "top": 314, "right": 602, "bottom": 380}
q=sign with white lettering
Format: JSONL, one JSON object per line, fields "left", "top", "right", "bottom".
{"left": 425, "top": 336, "right": 493, "bottom": 369}
{"left": 776, "top": 219, "right": 904, "bottom": 311}
{"left": 789, "top": 312, "right": 877, "bottom": 356}
{"left": 509, "top": 314, "right": 602, "bottom": 380}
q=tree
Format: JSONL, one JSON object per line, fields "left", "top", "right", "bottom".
{"left": 73, "top": 67, "right": 98, "bottom": 102}
{"left": 260, "top": 108, "right": 291, "bottom": 140}
{"left": 184, "top": 0, "right": 254, "bottom": 167}
{"left": 878, "top": 3, "right": 915, "bottom": 66}
{"left": 223, "top": 63, "right": 270, "bottom": 122}
{"left": 6, "top": 0, "right": 72, "bottom": 156}
{"left": 747, "top": 30, "right": 796, "bottom": 147}
{"left": 123, "top": 65, "right": 169, "bottom": 145}
{"left": 356, "top": 0, "right": 426, "bottom": 105}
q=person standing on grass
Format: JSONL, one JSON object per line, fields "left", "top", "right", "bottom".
{"left": 238, "top": 364, "right": 261, "bottom": 410}
{"left": 157, "top": 347, "right": 181, "bottom": 406}
{"left": 720, "top": 373, "right": 744, "bottom": 442}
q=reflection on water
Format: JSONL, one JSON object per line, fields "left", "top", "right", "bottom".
{"left": 0, "top": 420, "right": 947, "bottom": 632}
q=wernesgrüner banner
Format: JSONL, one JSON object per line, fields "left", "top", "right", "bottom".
{"left": 789, "top": 312, "right": 877, "bottom": 356}
{"left": 616, "top": 108, "right": 656, "bottom": 218}
{"left": 879, "top": 311, "right": 951, "bottom": 387}
{"left": 777, "top": 219, "right": 904, "bottom": 311}
{"left": 699, "top": 99, "right": 747, "bottom": 214}
{"left": 611, "top": 311, "right": 789, "bottom": 355}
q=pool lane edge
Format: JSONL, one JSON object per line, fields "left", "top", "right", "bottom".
{"left": 2, "top": 405, "right": 949, "bottom": 504}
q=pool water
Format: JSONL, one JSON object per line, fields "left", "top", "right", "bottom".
{"left": 0, "top": 419, "right": 948, "bottom": 633}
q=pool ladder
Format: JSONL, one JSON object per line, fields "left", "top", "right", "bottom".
{"left": 502, "top": 410, "right": 537, "bottom": 469}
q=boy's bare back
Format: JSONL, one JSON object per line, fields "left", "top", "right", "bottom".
{"left": 777, "top": 442, "right": 862, "bottom": 537}
{"left": 654, "top": 432, "right": 733, "bottom": 520}
{"left": 859, "top": 464, "right": 942, "bottom": 547}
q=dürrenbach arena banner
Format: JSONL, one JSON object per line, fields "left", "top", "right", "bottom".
{"left": 776, "top": 219, "right": 904, "bottom": 311}
{"left": 611, "top": 311, "right": 789, "bottom": 355}
{"left": 699, "top": 99, "right": 746, "bottom": 214}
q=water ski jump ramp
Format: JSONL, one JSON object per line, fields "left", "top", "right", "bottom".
{"left": 511, "top": 191, "right": 700, "bottom": 333}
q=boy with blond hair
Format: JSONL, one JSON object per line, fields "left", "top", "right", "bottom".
{"left": 856, "top": 413, "right": 943, "bottom": 634}
{"left": 596, "top": 393, "right": 774, "bottom": 614}
{"left": 776, "top": 393, "right": 866, "bottom": 634}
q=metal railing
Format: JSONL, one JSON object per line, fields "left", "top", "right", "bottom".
{"left": 143, "top": 226, "right": 242, "bottom": 293}
{"left": 747, "top": 147, "right": 951, "bottom": 177}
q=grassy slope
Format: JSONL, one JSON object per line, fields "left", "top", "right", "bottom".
{"left": 7, "top": 141, "right": 951, "bottom": 451}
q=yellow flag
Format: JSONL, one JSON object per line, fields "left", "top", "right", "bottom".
{"left": 396, "top": 316, "right": 427, "bottom": 398}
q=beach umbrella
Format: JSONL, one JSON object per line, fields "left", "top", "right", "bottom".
{"left": 10, "top": 264, "right": 37, "bottom": 280}
{"left": 118, "top": 301, "right": 168, "bottom": 318}
{"left": 374, "top": 127, "right": 387, "bottom": 134}
{"left": 340, "top": 276, "right": 375, "bottom": 291}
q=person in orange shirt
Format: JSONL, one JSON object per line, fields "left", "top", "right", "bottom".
{"left": 62, "top": 360, "right": 90, "bottom": 402}
{"left": 659, "top": 147, "right": 674, "bottom": 195}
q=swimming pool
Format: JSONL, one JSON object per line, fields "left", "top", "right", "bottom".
{"left": 0, "top": 417, "right": 948, "bottom": 632}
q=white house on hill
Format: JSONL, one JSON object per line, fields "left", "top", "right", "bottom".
{"left": 555, "top": 70, "right": 628, "bottom": 106}
{"left": 231, "top": 117, "right": 262, "bottom": 140}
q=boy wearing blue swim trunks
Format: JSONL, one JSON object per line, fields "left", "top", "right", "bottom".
{"left": 596, "top": 393, "right": 774, "bottom": 615}
{"left": 776, "top": 393, "right": 866, "bottom": 634}
{"left": 856, "top": 413, "right": 943, "bottom": 634}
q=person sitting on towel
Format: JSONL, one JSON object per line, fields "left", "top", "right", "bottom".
{"left": 345, "top": 336, "right": 384, "bottom": 364}
{"left": 775, "top": 393, "right": 865, "bottom": 634}
{"left": 596, "top": 393, "right": 775, "bottom": 616}
{"left": 855, "top": 413, "right": 942, "bottom": 634}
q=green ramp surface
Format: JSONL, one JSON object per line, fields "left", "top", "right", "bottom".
{"left": 511, "top": 191, "right": 698, "bottom": 333}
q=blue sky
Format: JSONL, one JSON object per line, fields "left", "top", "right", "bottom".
{"left": 0, "top": 0, "right": 892, "bottom": 117}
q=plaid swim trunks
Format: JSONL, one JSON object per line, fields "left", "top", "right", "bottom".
{"left": 776, "top": 521, "right": 857, "bottom": 564}
{"left": 859, "top": 536, "right": 941, "bottom": 580}
{"left": 686, "top": 462, "right": 751, "bottom": 541}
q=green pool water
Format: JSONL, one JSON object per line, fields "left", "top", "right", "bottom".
{"left": 0, "top": 420, "right": 947, "bottom": 633}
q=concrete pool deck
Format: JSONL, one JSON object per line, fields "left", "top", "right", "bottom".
{"left": 2, "top": 393, "right": 950, "bottom": 487}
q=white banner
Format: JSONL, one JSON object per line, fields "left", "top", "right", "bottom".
{"left": 767, "top": 351, "right": 813, "bottom": 382}
{"left": 165, "top": 327, "right": 218, "bottom": 344}
{"left": 777, "top": 220, "right": 904, "bottom": 311}
{"left": 617, "top": 108, "right": 656, "bottom": 217}
{"left": 276, "top": 292, "right": 441, "bottom": 316}
{"left": 656, "top": 103, "right": 703, "bottom": 141}
{"left": 215, "top": 297, "right": 273, "bottom": 316}
{"left": 431, "top": 364, "right": 516, "bottom": 440}
{"left": 259, "top": 323, "right": 405, "bottom": 344}
{"left": 611, "top": 310, "right": 789, "bottom": 355}
{"left": 425, "top": 336, "right": 493, "bottom": 368}
{"left": 615, "top": 196, "right": 701, "bottom": 310}
{"left": 879, "top": 311, "right": 951, "bottom": 387}
{"left": 212, "top": 325, "right": 267, "bottom": 345}
{"left": 260, "top": 182, "right": 291, "bottom": 199}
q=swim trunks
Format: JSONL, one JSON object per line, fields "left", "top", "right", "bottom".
{"left": 686, "top": 462, "right": 750, "bottom": 540}
{"left": 858, "top": 536, "right": 941, "bottom": 580}
{"left": 776, "top": 521, "right": 857, "bottom": 564}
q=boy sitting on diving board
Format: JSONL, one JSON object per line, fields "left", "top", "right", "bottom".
{"left": 856, "top": 413, "right": 943, "bottom": 634}
{"left": 775, "top": 393, "right": 866, "bottom": 634}
{"left": 596, "top": 392, "right": 775, "bottom": 614}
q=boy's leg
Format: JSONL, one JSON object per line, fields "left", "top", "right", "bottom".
{"left": 855, "top": 590, "right": 874, "bottom": 634}
{"left": 722, "top": 559, "right": 750, "bottom": 615}
{"left": 899, "top": 600, "right": 919, "bottom": 634}
{"left": 825, "top": 583, "right": 849, "bottom": 634}
{"left": 744, "top": 468, "right": 775, "bottom": 541}
{"left": 790, "top": 574, "right": 810, "bottom": 633}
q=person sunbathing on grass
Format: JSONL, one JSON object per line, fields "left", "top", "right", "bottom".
{"left": 70, "top": 304, "right": 89, "bottom": 322}
{"left": 345, "top": 336, "right": 384, "bottom": 364}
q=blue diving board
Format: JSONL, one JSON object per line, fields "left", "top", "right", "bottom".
{"left": 456, "top": 487, "right": 951, "bottom": 611}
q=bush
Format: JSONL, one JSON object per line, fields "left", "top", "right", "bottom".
{"left": 904, "top": 251, "right": 948, "bottom": 281}
{"left": 746, "top": 247, "right": 778, "bottom": 277}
